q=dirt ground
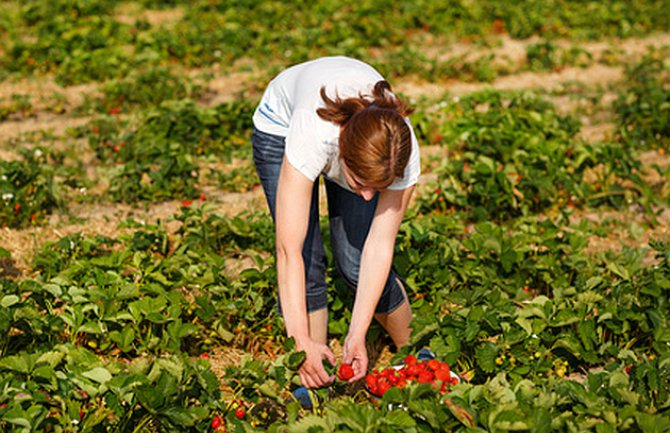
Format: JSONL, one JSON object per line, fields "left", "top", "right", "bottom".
{"left": 1, "top": 29, "right": 669, "bottom": 373}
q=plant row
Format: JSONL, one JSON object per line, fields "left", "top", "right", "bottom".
{"left": 2, "top": 0, "right": 670, "bottom": 84}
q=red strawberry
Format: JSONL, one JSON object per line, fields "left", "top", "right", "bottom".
{"left": 427, "top": 360, "right": 440, "bottom": 371}
{"left": 405, "top": 363, "right": 420, "bottom": 378}
{"left": 377, "top": 378, "right": 391, "bottom": 396}
{"left": 404, "top": 355, "right": 417, "bottom": 365}
{"left": 211, "top": 415, "right": 224, "bottom": 430}
{"left": 417, "top": 370, "right": 435, "bottom": 384}
{"left": 365, "top": 374, "right": 377, "bottom": 390}
{"left": 435, "top": 369, "right": 451, "bottom": 382}
{"left": 338, "top": 363, "right": 354, "bottom": 381}
{"left": 234, "top": 408, "right": 245, "bottom": 419}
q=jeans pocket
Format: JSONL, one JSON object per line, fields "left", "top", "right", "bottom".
{"left": 252, "top": 128, "right": 285, "bottom": 167}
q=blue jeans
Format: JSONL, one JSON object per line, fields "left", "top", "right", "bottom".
{"left": 252, "top": 127, "right": 407, "bottom": 314}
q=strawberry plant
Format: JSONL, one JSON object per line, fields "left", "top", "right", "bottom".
{"left": 0, "top": 148, "right": 61, "bottom": 228}
{"left": 615, "top": 51, "right": 670, "bottom": 149}
{"left": 208, "top": 163, "right": 259, "bottom": 192}
{"left": 80, "top": 66, "right": 203, "bottom": 115}
{"left": 0, "top": 94, "right": 33, "bottom": 121}
{"left": 416, "top": 90, "right": 590, "bottom": 220}
{"left": 526, "top": 40, "right": 593, "bottom": 71}
{"left": 2, "top": 14, "right": 134, "bottom": 84}
{"left": 75, "top": 98, "right": 254, "bottom": 202}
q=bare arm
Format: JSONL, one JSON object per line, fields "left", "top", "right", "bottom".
{"left": 275, "top": 158, "right": 335, "bottom": 388}
{"left": 344, "top": 186, "right": 414, "bottom": 380}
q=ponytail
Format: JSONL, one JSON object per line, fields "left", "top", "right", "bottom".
{"left": 316, "top": 80, "right": 414, "bottom": 190}
{"left": 316, "top": 80, "right": 413, "bottom": 125}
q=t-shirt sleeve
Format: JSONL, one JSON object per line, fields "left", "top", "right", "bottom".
{"left": 284, "top": 108, "right": 329, "bottom": 182}
{"left": 387, "top": 118, "right": 421, "bottom": 190}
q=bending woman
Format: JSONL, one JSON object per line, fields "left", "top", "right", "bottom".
{"left": 252, "top": 56, "right": 420, "bottom": 388}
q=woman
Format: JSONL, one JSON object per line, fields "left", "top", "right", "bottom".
{"left": 252, "top": 56, "right": 420, "bottom": 389}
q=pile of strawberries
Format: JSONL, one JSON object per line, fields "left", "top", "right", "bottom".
{"left": 364, "top": 355, "right": 458, "bottom": 397}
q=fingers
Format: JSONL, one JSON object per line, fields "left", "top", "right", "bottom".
{"left": 350, "top": 356, "right": 368, "bottom": 382}
{"left": 299, "top": 344, "right": 336, "bottom": 389}
{"left": 301, "top": 365, "right": 333, "bottom": 388}
{"left": 342, "top": 342, "right": 352, "bottom": 364}
{"left": 323, "top": 347, "right": 337, "bottom": 367}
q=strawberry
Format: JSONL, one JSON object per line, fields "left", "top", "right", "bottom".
{"left": 211, "top": 415, "right": 223, "bottom": 430}
{"left": 365, "top": 374, "right": 377, "bottom": 390}
{"left": 404, "top": 355, "right": 417, "bottom": 365}
{"left": 417, "top": 370, "right": 435, "bottom": 384}
{"left": 405, "top": 363, "right": 420, "bottom": 378}
{"left": 427, "top": 360, "right": 440, "bottom": 371}
{"left": 377, "top": 378, "right": 391, "bottom": 396}
{"left": 338, "top": 363, "right": 354, "bottom": 381}
{"left": 435, "top": 369, "right": 451, "bottom": 382}
{"left": 234, "top": 408, "right": 245, "bottom": 420}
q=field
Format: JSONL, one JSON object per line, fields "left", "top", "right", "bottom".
{"left": 1, "top": 1, "right": 670, "bottom": 432}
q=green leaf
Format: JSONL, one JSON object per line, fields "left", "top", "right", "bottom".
{"left": 286, "top": 351, "right": 306, "bottom": 370}
{"left": 162, "top": 406, "right": 208, "bottom": 427}
{"left": 531, "top": 408, "right": 552, "bottom": 433}
{"left": 0, "top": 295, "right": 19, "bottom": 308}
{"left": 476, "top": 343, "right": 498, "bottom": 373}
{"left": 287, "top": 414, "right": 329, "bottom": 433}
{"left": 382, "top": 410, "right": 415, "bottom": 428}
{"left": 82, "top": 367, "right": 112, "bottom": 384}
{"left": 36, "top": 351, "right": 65, "bottom": 368}
{"left": 636, "top": 413, "right": 670, "bottom": 433}
{"left": 0, "top": 354, "right": 29, "bottom": 373}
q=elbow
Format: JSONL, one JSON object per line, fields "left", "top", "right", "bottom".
{"left": 275, "top": 238, "right": 301, "bottom": 264}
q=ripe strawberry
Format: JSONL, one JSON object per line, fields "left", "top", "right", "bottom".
{"left": 234, "top": 408, "right": 245, "bottom": 419}
{"left": 377, "top": 378, "right": 391, "bottom": 396}
{"left": 435, "top": 369, "right": 451, "bottom": 382}
{"left": 405, "top": 363, "right": 420, "bottom": 378}
{"left": 338, "top": 363, "right": 354, "bottom": 381}
{"left": 427, "top": 360, "right": 440, "bottom": 371}
{"left": 365, "top": 374, "right": 377, "bottom": 390}
{"left": 417, "top": 370, "right": 435, "bottom": 384}
{"left": 211, "top": 415, "right": 223, "bottom": 430}
{"left": 404, "top": 355, "right": 417, "bottom": 365}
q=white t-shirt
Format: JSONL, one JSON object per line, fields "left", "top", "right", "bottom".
{"left": 252, "top": 56, "right": 420, "bottom": 191}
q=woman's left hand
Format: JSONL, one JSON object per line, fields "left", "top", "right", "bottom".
{"left": 342, "top": 333, "right": 368, "bottom": 382}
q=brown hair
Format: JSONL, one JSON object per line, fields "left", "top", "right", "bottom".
{"left": 316, "top": 80, "right": 414, "bottom": 190}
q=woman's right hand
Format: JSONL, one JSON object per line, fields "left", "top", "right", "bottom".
{"left": 296, "top": 339, "right": 336, "bottom": 389}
